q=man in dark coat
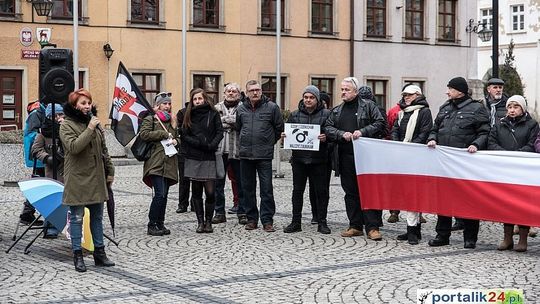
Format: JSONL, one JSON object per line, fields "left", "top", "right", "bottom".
{"left": 282, "top": 85, "right": 331, "bottom": 234}
{"left": 484, "top": 77, "right": 508, "bottom": 127}
{"left": 427, "top": 77, "right": 490, "bottom": 249}
{"left": 325, "top": 77, "right": 386, "bottom": 240}
{"left": 237, "top": 80, "right": 284, "bottom": 232}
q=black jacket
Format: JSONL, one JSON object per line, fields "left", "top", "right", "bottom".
{"left": 428, "top": 96, "right": 490, "bottom": 149}
{"left": 390, "top": 96, "right": 433, "bottom": 143}
{"left": 180, "top": 103, "right": 224, "bottom": 161}
{"left": 236, "top": 95, "right": 284, "bottom": 160}
{"left": 488, "top": 113, "right": 539, "bottom": 152}
{"left": 325, "top": 95, "right": 385, "bottom": 175}
{"left": 287, "top": 99, "right": 331, "bottom": 164}
{"left": 484, "top": 94, "right": 509, "bottom": 126}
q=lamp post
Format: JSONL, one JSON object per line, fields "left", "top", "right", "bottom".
{"left": 27, "top": 0, "right": 53, "bottom": 22}
{"left": 491, "top": 0, "right": 499, "bottom": 78}
{"left": 465, "top": 19, "right": 492, "bottom": 43}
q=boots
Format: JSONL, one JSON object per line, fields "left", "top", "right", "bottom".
{"left": 193, "top": 198, "right": 205, "bottom": 233}
{"left": 497, "top": 225, "right": 514, "bottom": 251}
{"left": 403, "top": 226, "right": 419, "bottom": 245}
{"left": 397, "top": 224, "right": 421, "bottom": 241}
{"left": 416, "top": 223, "right": 422, "bottom": 240}
{"left": 73, "top": 250, "right": 86, "bottom": 272}
{"left": 515, "top": 227, "right": 529, "bottom": 252}
{"left": 93, "top": 246, "right": 115, "bottom": 267}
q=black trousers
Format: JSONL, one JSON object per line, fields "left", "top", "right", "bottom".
{"left": 436, "top": 215, "right": 480, "bottom": 242}
{"left": 339, "top": 153, "right": 381, "bottom": 232}
{"left": 177, "top": 156, "right": 191, "bottom": 209}
{"left": 291, "top": 162, "right": 329, "bottom": 224}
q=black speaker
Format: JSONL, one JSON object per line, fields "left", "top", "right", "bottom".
{"left": 39, "top": 48, "right": 75, "bottom": 105}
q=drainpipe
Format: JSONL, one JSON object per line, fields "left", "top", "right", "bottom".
{"left": 350, "top": 0, "right": 355, "bottom": 76}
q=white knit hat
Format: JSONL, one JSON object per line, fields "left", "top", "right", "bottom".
{"left": 506, "top": 95, "right": 527, "bottom": 111}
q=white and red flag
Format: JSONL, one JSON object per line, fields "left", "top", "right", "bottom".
{"left": 109, "top": 62, "right": 154, "bottom": 146}
{"left": 354, "top": 138, "right": 540, "bottom": 227}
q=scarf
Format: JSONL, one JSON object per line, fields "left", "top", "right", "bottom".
{"left": 488, "top": 96, "right": 503, "bottom": 127}
{"left": 156, "top": 111, "right": 171, "bottom": 122}
{"left": 397, "top": 105, "right": 425, "bottom": 143}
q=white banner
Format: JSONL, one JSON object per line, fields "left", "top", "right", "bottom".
{"left": 283, "top": 123, "right": 320, "bottom": 151}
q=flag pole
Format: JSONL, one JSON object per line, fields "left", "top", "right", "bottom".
{"left": 274, "top": 0, "right": 284, "bottom": 178}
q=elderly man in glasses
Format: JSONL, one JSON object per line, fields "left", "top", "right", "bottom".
{"left": 236, "top": 80, "right": 284, "bottom": 232}
{"left": 325, "top": 77, "right": 386, "bottom": 240}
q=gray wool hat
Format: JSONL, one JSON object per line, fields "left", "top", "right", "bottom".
{"left": 303, "top": 85, "right": 320, "bottom": 102}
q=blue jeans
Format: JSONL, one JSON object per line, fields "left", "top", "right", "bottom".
{"left": 241, "top": 159, "right": 275, "bottom": 225}
{"left": 215, "top": 156, "right": 244, "bottom": 215}
{"left": 148, "top": 175, "right": 170, "bottom": 226}
{"left": 69, "top": 203, "right": 104, "bottom": 252}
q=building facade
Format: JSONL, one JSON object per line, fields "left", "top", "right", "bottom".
{"left": 354, "top": 0, "right": 479, "bottom": 114}
{"left": 0, "top": 0, "right": 351, "bottom": 130}
{"left": 478, "top": 0, "right": 540, "bottom": 117}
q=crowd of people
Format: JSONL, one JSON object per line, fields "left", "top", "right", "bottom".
{"left": 10, "top": 76, "right": 540, "bottom": 273}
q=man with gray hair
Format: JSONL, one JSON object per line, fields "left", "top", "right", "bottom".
{"left": 326, "top": 77, "right": 386, "bottom": 240}
{"left": 212, "top": 82, "right": 246, "bottom": 225}
{"left": 237, "top": 80, "right": 284, "bottom": 232}
{"left": 484, "top": 78, "right": 508, "bottom": 127}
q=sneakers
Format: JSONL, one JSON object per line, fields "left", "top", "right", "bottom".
{"left": 245, "top": 222, "right": 258, "bottom": 230}
{"left": 340, "top": 227, "right": 363, "bottom": 237}
{"left": 387, "top": 213, "right": 399, "bottom": 223}
{"left": 263, "top": 224, "right": 275, "bottom": 232}
{"left": 211, "top": 214, "right": 226, "bottom": 224}
{"left": 228, "top": 206, "right": 238, "bottom": 214}
{"left": 367, "top": 229, "right": 382, "bottom": 241}
{"left": 238, "top": 215, "right": 248, "bottom": 225}
{"left": 283, "top": 222, "right": 302, "bottom": 233}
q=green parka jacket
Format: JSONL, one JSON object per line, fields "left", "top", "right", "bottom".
{"left": 139, "top": 114, "right": 179, "bottom": 187}
{"left": 60, "top": 103, "right": 114, "bottom": 206}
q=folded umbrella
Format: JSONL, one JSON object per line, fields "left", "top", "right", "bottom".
{"left": 106, "top": 184, "right": 115, "bottom": 238}
{"left": 18, "top": 178, "right": 68, "bottom": 231}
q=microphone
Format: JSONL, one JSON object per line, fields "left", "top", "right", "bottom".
{"left": 88, "top": 112, "right": 104, "bottom": 133}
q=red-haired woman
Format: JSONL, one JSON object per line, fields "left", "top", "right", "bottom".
{"left": 60, "top": 88, "right": 115, "bottom": 272}
{"left": 180, "top": 88, "right": 223, "bottom": 233}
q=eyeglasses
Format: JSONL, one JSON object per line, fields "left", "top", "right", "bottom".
{"left": 155, "top": 92, "right": 172, "bottom": 101}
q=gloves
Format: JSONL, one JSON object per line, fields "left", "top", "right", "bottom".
{"left": 44, "top": 156, "right": 53, "bottom": 166}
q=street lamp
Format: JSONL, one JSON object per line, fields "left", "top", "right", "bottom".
{"left": 465, "top": 19, "right": 492, "bottom": 43}
{"left": 27, "top": 0, "right": 53, "bottom": 16}
{"left": 103, "top": 43, "right": 114, "bottom": 60}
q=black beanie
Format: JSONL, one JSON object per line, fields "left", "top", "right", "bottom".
{"left": 447, "top": 77, "right": 469, "bottom": 95}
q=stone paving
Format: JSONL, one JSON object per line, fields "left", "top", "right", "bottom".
{"left": 0, "top": 161, "right": 538, "bottom": 303}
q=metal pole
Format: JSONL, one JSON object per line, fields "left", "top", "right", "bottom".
{"left": 73, "top": 0, "right": 79, "bottom": 89}
{"left": 274, "top": 0, "right": 283, "bottom": 178}
{"left": 182, "top": 0, "right": 187, "bottom": 106}
{"left": 492, "top": 0, "right": 499, "bottom": 78}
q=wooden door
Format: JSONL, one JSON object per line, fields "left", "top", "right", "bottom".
{"left": 0, "top": 70, "right": 23, "bottom": 130}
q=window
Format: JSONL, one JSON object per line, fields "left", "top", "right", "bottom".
{"left": 366, "top": 79, "right": 387, "bottom": 110}
{"left": 366, "top": 0, "right": 386, "bottom": 37}
{"left": 511, "top": 5, "right": 525, "bottom": 31}
{"left": 311, "top": 77, "right": 334, "bottom": 108}
{"left": 193, "top": 0, "right": 219, "bottom": 27}
{"left": 260, "top": 0, "right": 284, "bottom": 31}
{"left": 481, "top": 8, "right": 493, "bottom": 31}
{"left": 0, "top": 0, "right": 15, "bottom": 16}
{"left": 51, "top": 0, "right": 82, "bottom": 20}
{"left": 131, "top": 0, "right": 158, "bottom": 23}
{"left": 261, "top": 76, "right": 286, "bottom": 109}
{"left": 311, "top": 0, "right": 333, "bottom": 34}
{"left": 405, "top": 0, "right": 424, "bottom": 39}
{"left": 133, "top": 73, "right": 161, "bottom": 105}
{"left": 438, "top": 0, "right": 456, "bottom": 42}
{"left": 193, "top": 75, "right": 220, "bottom": 104}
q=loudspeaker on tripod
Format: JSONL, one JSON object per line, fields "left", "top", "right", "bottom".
{"left": 39, "top": 48, "right": 75, "bottom": 105}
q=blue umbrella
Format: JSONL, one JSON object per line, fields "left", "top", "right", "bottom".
{"left": 18, "top": 178, "right": 68, "bottom": 231}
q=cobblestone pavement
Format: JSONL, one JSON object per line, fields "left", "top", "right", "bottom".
{"left": 0, "top": 162, "right": 538, "bottom": 303}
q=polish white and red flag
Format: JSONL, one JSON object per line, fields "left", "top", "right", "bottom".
{"left": 353, "top": 138, "right": 540, "bottom": 227}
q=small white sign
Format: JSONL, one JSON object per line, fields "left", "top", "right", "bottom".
{"left": 160, "top": 139, "right": 178, "bottom": 157}
{"left": 20, "top": 27, "right": 33, "bottom": 47}
{"left": 36, "top": 28, "right": 52, "bottom": 45}
{"left": 283, "top": 123, "right": 320, "bottom": 151}
{"left": 3, "top": 94, "right": 15, "bottom": 104}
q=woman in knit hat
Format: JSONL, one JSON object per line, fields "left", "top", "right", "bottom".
{"left": 139, "top": 91, "right": 179, "bottom": 236}
{"left": 488, "top": 95, "right": 539, "bottom": 252}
